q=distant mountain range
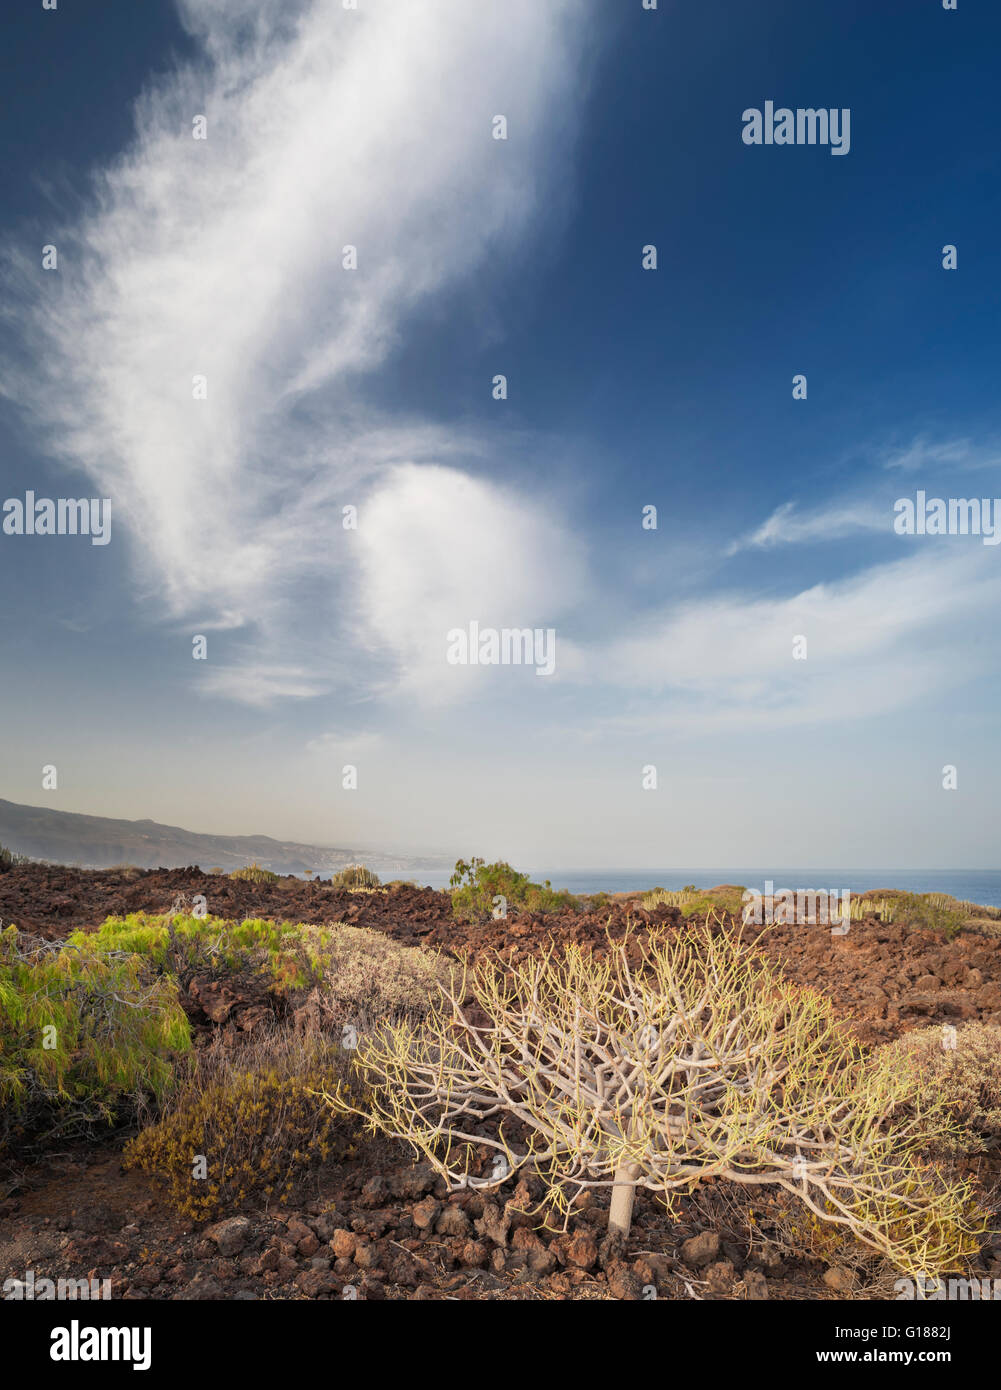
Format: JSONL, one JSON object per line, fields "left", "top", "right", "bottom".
{"left": 0, "top": 798, "right": 452, "bottom": 876}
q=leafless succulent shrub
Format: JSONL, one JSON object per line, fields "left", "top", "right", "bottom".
{"left": 882, "top": 1022, "right": 1001, "bottom": 1156}
{"left": 330, "top": 864, "right": 381, "bottom": 891}
{"left": 302, "top": 924, "right": 459, "bottom": 1027}
{"left": 326, "top": 921, "right": 984, "bottom": 1274}
{"left": 229, "top": 862, "right": 279, "bottom": 884}
{"left": 686, "top": 1179, "right": 903, "bottom": 1298}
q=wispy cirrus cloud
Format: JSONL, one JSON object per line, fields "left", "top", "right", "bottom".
{"left": 728, "top": 499, "right": 886, "bottom": 553}
{"left": 2, "top": 0, "right": 592, "bottom": 700}
{"left": 199, "top": 663, "right": 331, "bottom": 708}
{"left": 560, "top": 544, "right": 1001, "bottom": 732}
{"left": 728, "top": 434, "right": 1001, "bottom": 556}
{"left": 879, "top": 435, "right": 1001, "bottom": 472}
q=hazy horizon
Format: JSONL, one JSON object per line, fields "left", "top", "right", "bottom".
{"left": 3, "top": 794, "right": 1000, "bottom": 877}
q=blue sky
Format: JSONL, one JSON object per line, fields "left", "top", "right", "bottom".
{"left": 1, "top": 0, "right": 999, "bottom": 869}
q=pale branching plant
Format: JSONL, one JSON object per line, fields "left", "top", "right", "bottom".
{"left": 323, "top": 920, "right": 985, "bottom": 1274}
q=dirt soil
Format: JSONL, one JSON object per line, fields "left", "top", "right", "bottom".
{"left": 2, "top": 865, "right": 1000, "bottom": 1301}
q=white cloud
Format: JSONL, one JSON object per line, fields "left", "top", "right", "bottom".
{"left": 352, "top": 462, "right": 586, "bottom": 700}
{"left": 880, "top": 436, "right": 987, "bottom": 472}
{"left": 560, "top": 546, "right": 1001, "bottom": 731}
{"left": 729, "top": 436, "right": 1001, "bottom": 555}
{"left": 729, "top": 499, "right": 885, "bottom": 552}
{"left": 199, "top": 663, "right": 329, "bottom": 707}
{"left": 306, "top": 729, "right": 384, "bottom": 759}
{"left": 4, "top": 0, "right": 591, "bottom": 697}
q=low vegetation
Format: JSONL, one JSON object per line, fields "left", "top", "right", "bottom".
{"left": 0, "top": 844, "right": 30, "bottom": 873}
{"left": 70, "top": 913, "right": 337, "bottom": 993}
{"left": 311, "top": 923, "right": 458, "bottom": 1025}
{"left": 852, "top": 891, "right": 1001, "bottom": 939}
{"left": 229, "top": 862, "right": 280, "bottom": 884}
{"left": 848, "top": 895, "right": 895, "bottom": 923}
{"left": 328, "top": 922, "right": 985, "bottom": 1273}
{"left": 124, "top": 1027, "right": 361, "bottom": 1221}
{"left": 329, "top": 864, "right": 381, "bottom": 891}
{"left": 449, "top": 857, "right": 579, "bottom": 921}
{"left": 2, "top": 912, "right": 452, "bottom": 1170}
{"left": 642, "top": 884, "right": 748, "bottom": 917}
{"left": 882, "top": 1022, "right": 1001, "bottom": 1157}
{"left": 0, "top": 925, "right": 189, "bottom": 1154}
{"left": 640, "top": 885, "right": 1000, "bottom": 939}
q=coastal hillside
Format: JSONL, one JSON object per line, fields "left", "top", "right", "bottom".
{"left": 0, "top": 798, "right": 448, "bottom": 877}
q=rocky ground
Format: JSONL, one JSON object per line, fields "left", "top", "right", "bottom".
{"left": 12, "top": 1139, "right": 998, "bottom": 1303}
{"left": 0, "top": 862, "right": 451, "bottom": 941}
{"left": 4, "top": 864, "right": 1001, "bottom": 1045}
{"left": 2, "top": 865, "right": 1000, "bottom": 1300}
{"left": 0, "top": 1143, "right": 859, "bottom": 1303}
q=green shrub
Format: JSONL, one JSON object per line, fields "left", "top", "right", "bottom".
{"left": 330, "top": 864, "right": 381, "bottom": 891}
{"left": 449, "top": 858, "right": 579, "bottom": 922}
{"left": 926, "top": 894, "right": 1001, "bottom": 921}
{"left": 0, "top": 926, "right": 190, "bottom": 1154}
{"left": 73, "top": 914, "right": 453, "bottom": 1027}
{"left": 123, "top": 1029, "right": 360, "bottom": 1220}
{"left": 884, "top": 893, "right": 966, "bottom": 939}
{"left": 229, "top": 862, "right": 279, "bottom": 884}
{"left": 71, "top": 914, "right": 342, "bottom": 994}
{"left": 850, "top": 891, "right": 1001, "bottom": 938}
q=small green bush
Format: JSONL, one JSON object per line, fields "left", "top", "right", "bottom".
{"left": 884, "top": 893, "right": 966, "bottom": 939}
{"left": 0, "top": 926, "right": 190, "bottom": 1154}
{"left": 449, "top": 858, "right": 579, "bottom": 922}
{"left": 71, "top": 914, "right": 341, "bottom": 994}
{"left": 330, "top": 864, "right": 381, "bottom": 891}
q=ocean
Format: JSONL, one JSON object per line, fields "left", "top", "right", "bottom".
{"left": 388, "top": 868, "right": 1001, "bottom": 909}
